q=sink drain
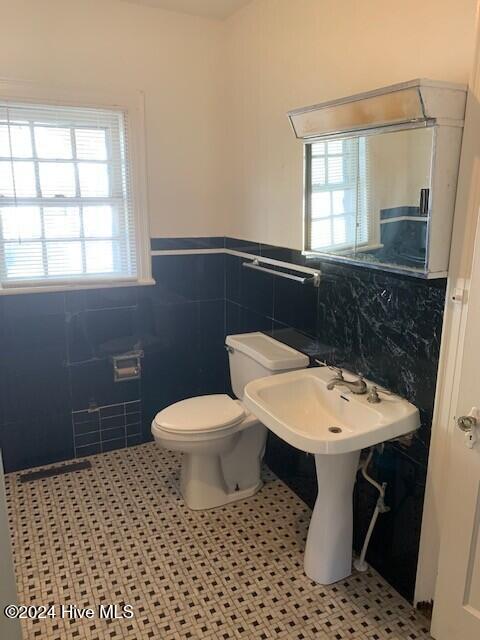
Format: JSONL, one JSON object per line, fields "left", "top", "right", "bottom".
{"left": 328, "top": 427, "right": 342, "bottom": 434}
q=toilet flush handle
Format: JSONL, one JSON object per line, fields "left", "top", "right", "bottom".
{"left": 225, "top": 345, "right": 234, "bottom": 354}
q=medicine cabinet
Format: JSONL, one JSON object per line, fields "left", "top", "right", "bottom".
{"left": 288, "top": 79, "right": 467, "bottom": 278}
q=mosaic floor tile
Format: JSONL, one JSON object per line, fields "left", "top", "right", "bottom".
{"left": 5, "top": 443, "right": 432, "bottom": 640}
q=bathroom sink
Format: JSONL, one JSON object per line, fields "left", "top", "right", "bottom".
{"left": 244, "top": 365, "right": 420, "bottom": 586}
{"left": 243, "top": 366, "right": 419, "bottom": 454}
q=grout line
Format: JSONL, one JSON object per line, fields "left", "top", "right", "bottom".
{"left": 73, "top": 427, "right": 99, "bottom": 437}
{"left": 72, "top": 399, "right": 141, "bottom": 414}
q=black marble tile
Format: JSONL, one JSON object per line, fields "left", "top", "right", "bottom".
{"left": 353, "top": 445, "right": 427, "bottom": 602}
{"left": 151, "top": 237, "right": 225, "bottom": 250}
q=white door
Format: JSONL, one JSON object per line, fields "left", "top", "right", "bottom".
{"left": 431, "top": 222, "right": 480, "bottom": 638}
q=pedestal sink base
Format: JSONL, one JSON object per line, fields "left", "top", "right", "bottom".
{"left": 244, "top": 365, "right": 420, "bottom": 585}
{"left": 304, "top": 451, "right": 361, "bottom": 585}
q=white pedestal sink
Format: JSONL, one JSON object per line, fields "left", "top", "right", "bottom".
{"left": 244, "top": 367, "right": 420, "bottom": 585}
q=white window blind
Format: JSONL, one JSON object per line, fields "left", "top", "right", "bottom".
{"left": 0, "top": 101, "right": 139, "bottom": 289}
{"left": 306, "top": 137, "right": 370, "bottom": 252}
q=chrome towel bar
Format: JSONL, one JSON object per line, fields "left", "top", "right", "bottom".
{"left": 242, "top": 259, "right": 320, "bottom": 287}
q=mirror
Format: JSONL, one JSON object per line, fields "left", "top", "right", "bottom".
{"left": 305, "top": 127, "right": 434, "bottom": 272}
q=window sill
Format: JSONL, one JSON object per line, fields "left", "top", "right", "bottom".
{"left": 0, "top": 278, "right": 156, "bottom": 296}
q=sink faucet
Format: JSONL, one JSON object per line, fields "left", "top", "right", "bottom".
{"left": 326, "top": 370, "right": 368, "bottom": 395}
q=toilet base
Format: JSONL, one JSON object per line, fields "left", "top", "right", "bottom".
{"left": 180, "top": 452, "right": 263, "bottom": 510}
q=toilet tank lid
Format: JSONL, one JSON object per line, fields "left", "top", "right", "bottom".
{"left": 225, "top": 332, "right": 309, "bottom": 371}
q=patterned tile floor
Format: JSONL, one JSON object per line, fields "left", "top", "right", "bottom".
{"left": 4, "top": 443, "right": 432, "bottom": 640}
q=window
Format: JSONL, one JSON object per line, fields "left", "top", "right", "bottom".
{"left": 305, "top": 137, "right": 369, "bottom": 252}
{"left": 0, "top": 93, "right": 151, "bottom": 292}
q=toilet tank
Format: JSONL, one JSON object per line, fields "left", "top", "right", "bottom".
{"left": 225, "top": 332, "right": 309, "bottom": 399}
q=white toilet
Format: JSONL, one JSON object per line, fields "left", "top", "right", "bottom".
{"left": 151, "top": 332, "right": 309, "bottom": 510}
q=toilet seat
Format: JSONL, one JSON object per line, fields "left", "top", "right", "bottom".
{"left": 153, "top": 394, "right": 246, "bottom": 435}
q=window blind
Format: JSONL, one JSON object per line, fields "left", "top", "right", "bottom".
{"left": 0, "top": 102, "right": 138, "bottom": 288}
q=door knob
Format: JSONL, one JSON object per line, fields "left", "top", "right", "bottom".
{"left": 457, "top": 415, "right": 478, "bottom": 432}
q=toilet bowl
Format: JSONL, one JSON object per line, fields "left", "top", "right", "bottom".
{"left": 152, "top": 394, "right": 265, "bottom": 509}
{"left": 152, "top": 332, "right": 309, "bottom": 510}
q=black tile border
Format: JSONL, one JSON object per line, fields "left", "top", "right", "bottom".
{"left": 150, "top": 237, "right": 446, "bottom": 287}
{"left": 151, "top": 237, "right": 225, "bottom": 250}
{"left": 225, "top": 237, "right": 261, "bottom": 255}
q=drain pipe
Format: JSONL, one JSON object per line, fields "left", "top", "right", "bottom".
{"left": 354, "top": 447, "right": 390, "bottom": 573}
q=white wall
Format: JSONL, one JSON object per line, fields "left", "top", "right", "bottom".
{"left": 224, "top": 0, "right": 478, "bottom": 249}
{"left": 0, "top": 0, "right": 225, "bottom": 238}
{"left": 0, "top": 0, "right": 477, "bottom": 243}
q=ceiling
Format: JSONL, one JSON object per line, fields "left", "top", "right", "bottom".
{"left": 120, "top": 0, "right": 253, "bottom": 20}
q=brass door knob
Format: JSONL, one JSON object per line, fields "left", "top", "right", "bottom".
{"left": 457, "top": 415, "right": 478, "bottom": 432}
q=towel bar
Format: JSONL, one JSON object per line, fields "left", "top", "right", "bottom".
{"left": 242, "top": 259, "right": 320, "bottom": 287}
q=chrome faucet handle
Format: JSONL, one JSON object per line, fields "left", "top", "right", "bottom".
{"left": 315, "top": 360, "right": 344, "bottom": 378}
{"left": 367, "top": 385, "right": 394, "bottom": 403}
{"left": 367, "top": 386, "right": 381, "bottom": 404}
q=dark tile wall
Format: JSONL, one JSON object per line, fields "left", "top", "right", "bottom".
{"left": 0, "top": 234, "right": 445, "bottom": 603}
{"left": 225, "top": 241, "right": 446, "bottom": 602}
{"left": 72, "top": 400, "right": 142, "bottom": 457}
{"left": 0, "top": 250, "right": 227, "bottom": 474}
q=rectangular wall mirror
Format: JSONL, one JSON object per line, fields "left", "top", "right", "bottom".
{"left": 305, "top": 126, "right": 434, "bottom": 273}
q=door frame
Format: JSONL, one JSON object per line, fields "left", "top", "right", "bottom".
{"left": 415, "top": 1, "right": 480, "bottom": 605}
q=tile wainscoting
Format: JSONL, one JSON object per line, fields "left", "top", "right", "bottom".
{"left": 224, "top": 237, "right": 446, "bottom": 602}
{"left": 0, "top": 247, "right": 227, "bottom": 474}
{"left": 0, "top": 236, "right": 446, "bottom": 602}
